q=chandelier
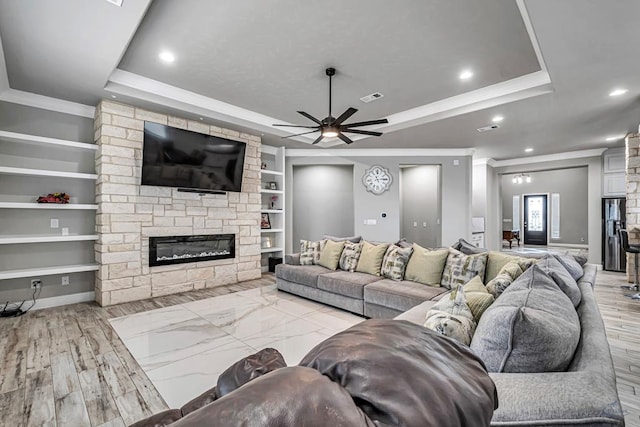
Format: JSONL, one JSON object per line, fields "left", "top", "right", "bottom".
{"left": 512, "top": 173, "right": 531, "bottom": 184}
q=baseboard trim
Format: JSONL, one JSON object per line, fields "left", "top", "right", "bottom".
{"left": 29, "top": 291, "right": 95, "bottom": 311}
{"left": 547, "top": 243, "right": 589, "bottom": 249}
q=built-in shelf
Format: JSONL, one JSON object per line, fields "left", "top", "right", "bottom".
{"left": 261, "top": 169, "right": 283, "bottom": 176}
{"left": 261, "top": 209, "right": 284, "bottom": 214}
{"left": 261, "top": 247, "right": 284, "bottom": 254}
{"left": 0, "top": 235, "right": 98, "bottom": 245}
{"left": 259, "top": 189, "right": 284, "bottom": 195}
{"left": 0, "top": 202, "right": 98, "bottom": 210}
{"left": 0, "top": 264, "right": 99, "bottom": 280}
{"left": 0, "top": 166, "right": 97, "bottom": 180}
{"left": 261, "top": 229, "right": 283, "bottom": 233}
{"left": 0, "top": 130, "right": 97, "bottom": 151}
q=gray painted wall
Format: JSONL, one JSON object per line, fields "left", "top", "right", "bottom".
{"left": 291, "top": 165, "right": 354, "bottom": 245}
{"left": 0, "top": 101, "right": 95, "bottom": 304}
{"left": 500, "top": 167, "right": 588, "bottom": 245}
{"left": 285, "top": 153, "right": 471, "bottom": 252}
{"left": 400, "top": 165, "right": 440, "bottom": 248}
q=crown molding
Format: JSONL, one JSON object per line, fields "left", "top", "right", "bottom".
{"left": 286, "top": 148, "right": 475, "bottom": 157}
{"left": 0, "top": 88, "right": 95, "bottom": 118}
{"left": 516, "top": 0, "right": 548, "bottom": 72}
{"left": 492, "top": 148, "right": 607, "bottom": 167}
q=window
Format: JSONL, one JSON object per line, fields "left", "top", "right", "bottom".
{"left": 551, "top": 193, "right": 560, "bottom": 239}
{"left": 512, "top": 195, "right": 520, "bottom": 231}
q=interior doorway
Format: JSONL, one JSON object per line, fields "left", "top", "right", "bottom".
{"left": 523, "top": 194, "right": 548, "bottom": 245}
{"left": 400, "top": 165, "right": 441, "bottom": 248}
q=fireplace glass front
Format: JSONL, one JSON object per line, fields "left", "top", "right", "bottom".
{"left": 149, "top": 234, "right": 235, "bottom": 267}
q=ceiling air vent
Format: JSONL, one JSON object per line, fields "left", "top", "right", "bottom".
{"left": 360, "top": 92, "right": 384, "bottom": 103}
{"left": 477, "top": 124, "right": 500, "bottom": 133}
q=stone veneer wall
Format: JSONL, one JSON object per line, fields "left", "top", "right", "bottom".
{"left": 626, "top": 133, "right": 640, "bottom": 282}
{"left": 94, "top": 100, "right": 262, "bottom": 306}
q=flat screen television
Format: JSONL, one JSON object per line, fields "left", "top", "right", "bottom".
{"left": 142, "top": 122, "right": 246, "bottom": 192}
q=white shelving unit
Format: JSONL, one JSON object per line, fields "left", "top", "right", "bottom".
{"left": 260, "top": 145, "right": 286, "bottom": 271}
{"left": 0, "top": 130, "right": 97, "bottom": 284}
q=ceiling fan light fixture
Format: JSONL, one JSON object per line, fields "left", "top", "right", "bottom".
{"left": 322, "top": 127, "right": 339, "bottom": 138}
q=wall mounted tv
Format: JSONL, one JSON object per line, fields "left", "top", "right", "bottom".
{"left": 142, "top": 122, "right": 246, "bottom": 193}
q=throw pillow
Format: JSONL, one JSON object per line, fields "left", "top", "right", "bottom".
{"left": 380, "top": 244, "right": 414, "bottom": 281}
{"left": 339, "top": 241, "right": 363, "bottom": 272}
{"left": 404, "top": 244, "right": 449, "bottom": 286}
{"left": 457, "top": 238, "right": 488, "bottom": 255}
{"left": 536, "top": 255, "right": 581, "bottom": 307}
{"left": 355, "top": 241, "right": 389, "bottom": 276}
{"left": 424, "top": 285, "right": 476, "bottom": 345}
{"left": 485, "top": 260, "right": 524, "bottom": 298}
{"left": 317, "top": 240, "right": 346, "bottom": 270}
{"left": 484, "top": 252, "right": 535, "bottom": 283}
{"left": 395, "top": 238, "right": 413, "bottom": 249}
{"left": 299, "top": 239, "right": 326, "bottom": 265}
{"left": 323, "top": 234, "right": 362, "bottom": 243}
{"left": 441, "top": 248, "right": 489, "bottom": 290}
{"left": 553, "top": 253, "right": 584, "bottom": 281}
{"left": 463, "top": 276, "right": 495, "bottom": 322}
{"left": 470, "top": 265, "right": 581, "bottom": 373}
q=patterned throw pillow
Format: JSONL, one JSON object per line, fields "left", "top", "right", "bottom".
{"left": 463, "top": 276, "right": 495, "bottom": 322}
{"left": 381, "top": 244, "right": 414, "bottom": 281}
{"left": 299, "top": 239, "right": 326, "bottom": 265}
{"left": 424, "top": 285, "right": 476, "bottom": 345}
{"left": 485, "top": 260, "right": 524, "bottom": 298}
{"left": 339, "top": 241, "right": 363, "bottom": 272}
{"left": 440, "top": 248, "right": 488, "bottom": 290}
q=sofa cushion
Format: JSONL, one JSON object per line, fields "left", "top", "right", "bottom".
{"left": 299, "top": 239, "right": 326, "bottom": 265}
{"left": 216, "top": 348, "right": 287, "bottom": 398}
{"left": 470, "top": 265, "right": 581, "bottom": 373}
{"left": 554, "top": 253, "right": 584, "bottom": 281}
{"left": 364, "top": 279, "right": 448, "bottom": 312}
{"left": 318, "top": 271, "right": 382, "bottom": 299}
{"left": 339, "top": 241, "right": 363, "bottom": 272}
{"left": 380, "top": 244, "right": 413, "bottom": 281}
{"left": 404, "top": 245, "right": 448, "bottom": 286}
{"left": 536, "top": 255, "right": 581, "bottom": 307}
{"left": 276, "top": 264, "right": 331, "bottom": 288}
{"left": 441, "top": 248, "right": 488, "bottom": 289}
{"left": 355, "top": 241, "right": 389, "bottom": 276}
{"left": 323, "top": 234, "right": 362, "bottom": 243}
{"left": 317, "top": 239, "right": 345, "bottom": 270}
{"left": 485, "top": 260, "right": 525, "bottom": 298}
{"left": 425, "top": 286, "right": 476, "bottom": 345}
{"left": 463, "top": 276, "right": 495, "bottom": 322}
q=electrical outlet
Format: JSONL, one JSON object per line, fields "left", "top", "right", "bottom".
{"left": 61, "top": 227, "right": 69, "bottom": 236}
{"left": 50, "top": 218, "right": 59, "bottom": 228}
{"left": 30, "top": 279, "right": 42, "bottom": 289}
{"left": 61, "top": 276, "right": 70, "bottom": 286}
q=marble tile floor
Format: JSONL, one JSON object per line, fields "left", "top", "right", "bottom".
{"left": 109, "top": 285, "right": 364, "bottom": 408}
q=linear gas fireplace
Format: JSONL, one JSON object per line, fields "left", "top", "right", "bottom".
{"left": 149, "top": 234, "right": 235, "bottom": 267}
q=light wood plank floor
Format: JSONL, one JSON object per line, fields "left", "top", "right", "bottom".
{"left": 0, "top": 271, "right": 638, "bottom": 426}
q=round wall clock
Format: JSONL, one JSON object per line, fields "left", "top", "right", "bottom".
{"left": 363, "top": 165, "right": 392, "bottom": 195}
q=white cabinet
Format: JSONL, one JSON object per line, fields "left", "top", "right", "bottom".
{"left": 603, "top": 148, "right": 626, "bottom": 197}
{"left": 0, "top": 130, "right": 98, "bottom": 280}
{"left": 260, "top": 145, "right": 285, "bottom": 271}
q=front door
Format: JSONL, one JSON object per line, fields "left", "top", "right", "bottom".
{"left": 523, "top": 194, "right": 548, "bottom": 245}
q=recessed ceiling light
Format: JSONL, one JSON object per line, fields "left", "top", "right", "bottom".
{"left": 159, "top": 51, "right": 175, "bottom": 63}
{"left": 609, "top": 88, "right": 628, "bottom": 97}
{"left": 525, "top": 148, "right": 533, "bottom": 153}
{"left": 459, "top": 69, "right": 473, "bottom": 80}
{"left": 492, "top": 115, "right": 504, "bottom": 123}
{"left": 606, "top": 135, "right": 624, "bottom": 142}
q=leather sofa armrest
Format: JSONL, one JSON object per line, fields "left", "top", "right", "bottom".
{"left": 285, "top": 253, "right": 301, "bottom": 265}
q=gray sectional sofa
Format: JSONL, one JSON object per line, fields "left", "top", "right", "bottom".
{"left": 275, "top": 244, "right": 625, "bottom": 426}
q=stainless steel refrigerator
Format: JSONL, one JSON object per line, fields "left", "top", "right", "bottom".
{"left": 602, "top": 197, "right": 626, "bottom": 272}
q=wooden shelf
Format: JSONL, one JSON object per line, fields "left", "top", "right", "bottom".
{"left": 260, "top": 189, "right": 283, "bottom": 195}
{"left": 0, "top": 202, "right": 98, "bottom": 210}
{"left": 0, "top": 130, "right": 97, "bottom": 150}
{"left": 261, "top": 229, "right": 283, "bottom": 233}
{"left": 260, "top": 169, "right": 283, "bottom": 176}
{"left": 0, "top": 264, "right": 99, "bottom": 280}
{"left": 0, "top": 235, "right": 98, "bottom": 244}
{"left": 0, "top": 166, "right": 97, "bottom": 180}
{"left": 261, "top": 247, "right": 284, "bottom": 254}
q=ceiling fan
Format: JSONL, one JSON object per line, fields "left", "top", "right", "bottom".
{"left": 272, "top": 67, "right": 388, "bottom": 145}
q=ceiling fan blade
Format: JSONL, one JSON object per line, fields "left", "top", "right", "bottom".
{"left": 311, "top": 135, "right": 324, "bottom": 145}
{"left": 333, "top": 107, "right": 358, "bottom": 126}
{"left": 341, "top": 118, "right": 388, "bottom": 128}
{"left": 282, "top": 130, "right": 320, "bottom": 139}
{"left": 298, "top": 111, "right": 323, "bottom": 125}
{"left": 337, "top": 133, "right": 354, "bottom": 144}
{"left": 342, "top": 129, "right": 383, "bottom": 137}
{"left": 272, "top": 124, "right": 320, "bottom": 128}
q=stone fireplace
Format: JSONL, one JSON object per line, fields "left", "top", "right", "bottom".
{"left": 94, "top": 100, "right": 262, "bottom": 306}
{"left": 149, "top": 234, "right": 235, "bottom": 267}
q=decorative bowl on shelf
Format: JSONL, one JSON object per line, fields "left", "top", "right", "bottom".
{"left": 36, "top": 192, "right": 71, "bottom": 204}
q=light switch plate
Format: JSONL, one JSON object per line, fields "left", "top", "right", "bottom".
{"left": 50, "top": 218, "right": 59, "bottom": 228}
